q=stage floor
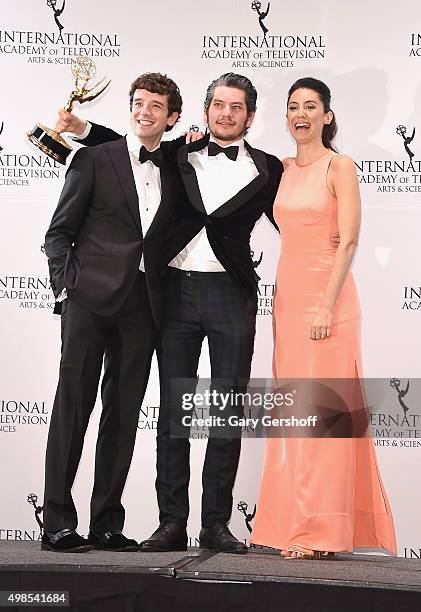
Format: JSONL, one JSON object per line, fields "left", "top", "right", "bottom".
{"left": 0, "top": 541, "right": 420, "bottom": 611}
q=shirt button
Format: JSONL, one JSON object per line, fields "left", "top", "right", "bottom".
{"left": 186, "top": 272, "right": 191, "bottom": 277}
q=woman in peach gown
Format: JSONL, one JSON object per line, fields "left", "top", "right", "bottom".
{"left": 250, "top": 78, "right": 396, "bottom": 559}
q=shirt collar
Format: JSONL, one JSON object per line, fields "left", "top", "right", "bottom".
{"left": 208, "top": 135, "right": 246, "bottom": 158}
{"left": 126, "top": 129, "right": 161, "bottom": 157}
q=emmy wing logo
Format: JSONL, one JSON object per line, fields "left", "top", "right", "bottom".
{"left": 237, "top": 500, "right": 256, "bottom": 533}
{"left": 47, "top": 0, "right": 66, "bottom": 33}
{"left": 396, "top": 125, "right": 416, "bottom": 161}
{"left": 389, "top": 378, "right": 411, "bottom": 415}
{"left": 251, "top": 1, "right": 270, "bottom": 38}
{"left": 27, "top": 493, "right": 44, "bottom": 536}
{"left": 372, "top": 379, "right": 420, "bottom": 447}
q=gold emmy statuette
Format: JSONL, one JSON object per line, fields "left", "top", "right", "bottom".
{"left": 27, "top": 56, "right": 110, "bottom": 165}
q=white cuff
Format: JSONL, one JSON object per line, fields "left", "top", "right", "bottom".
{"left": 72, "top": 121, "right": 92, "bottom": 141}
{"left": 56, "top": 288, "right": 68, "bottom": 302}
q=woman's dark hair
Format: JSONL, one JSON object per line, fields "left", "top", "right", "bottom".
{"left": 287, "top": 77, "right": 338, "bottom": 151}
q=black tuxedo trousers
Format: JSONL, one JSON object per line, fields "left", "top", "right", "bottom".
{"left": 156, "top": 268, "right": 257, "bottom": 528}
{"left": 43, "top": 272, "right": 157, "bottom": 533}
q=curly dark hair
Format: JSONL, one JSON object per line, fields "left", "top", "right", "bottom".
{"left": 129, "top": 72, "right": 182, "bottom": 131}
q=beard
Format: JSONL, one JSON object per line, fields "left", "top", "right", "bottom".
{"left": 206, "top": 111, "right": 249, "bottom": 142}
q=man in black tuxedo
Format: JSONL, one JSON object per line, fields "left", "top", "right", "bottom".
{"left": 63, "top": 73, "right": 283, "bottom": 554}
{"left": 153, "top": 74, "right": 282, "bottom": 554}
{"left": 41, "top": 73, "right": 184, "bottom": 553}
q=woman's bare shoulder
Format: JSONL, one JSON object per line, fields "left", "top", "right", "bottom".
{"left": 330, "top": 153, "right": 356, "bottom": 170}
{"left": 282, "top": 156, "right": 295, "bottom": 168}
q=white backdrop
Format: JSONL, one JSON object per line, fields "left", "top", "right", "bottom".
{"left": 1, "top": 0, "right": 420, "bottom": 557}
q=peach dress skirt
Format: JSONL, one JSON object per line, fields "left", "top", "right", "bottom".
{"left": 250, "top": 152, "right": 396, "bottom": 554}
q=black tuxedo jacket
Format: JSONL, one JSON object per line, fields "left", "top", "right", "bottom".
{"left": 79, "top": 125, "right": 283, "bottom": 298}
{"left": 169, "top": 133, "right": 283, "bottom": 296}
{"left": 44, "top": 135, "right": 184, "bottom": 325}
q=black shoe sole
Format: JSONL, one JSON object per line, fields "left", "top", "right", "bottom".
{"left": 41, "top": 543, "right": 93, "bottom": 553}
{"left": 199, "top": 540, "right": 248, "bottom": 554}
{"left": 139, "top": 544, "right": 188, "bottom": 553}
{"left": 92, "top": 544, "right": 139, "bottom": 552}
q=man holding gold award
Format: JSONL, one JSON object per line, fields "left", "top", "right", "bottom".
{"left": 29, "top": 59, "right": 191, "bottom": 553}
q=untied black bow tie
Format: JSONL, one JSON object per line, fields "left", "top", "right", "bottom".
{"left": 208, "top": 141, "right": 239, "bottom": 161}
{"left": 139, "top": 146, "right": 163, "bottom": 167}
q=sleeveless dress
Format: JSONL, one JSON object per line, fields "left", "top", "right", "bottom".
{"left": 250, "top": 152, "right": 396, "bottom": 554}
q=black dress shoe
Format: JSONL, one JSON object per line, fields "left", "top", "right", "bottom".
{"left": 199, "top": 522, "right": 247, "bottom": 554}
{"left": 138, "top": 521, "right": 187, "bottom": 552}
{"left": 89, "top": 530, "right": 138, "bottom": 552}
{"left": 41, "top": 529, "right": 93, "bottom": 553}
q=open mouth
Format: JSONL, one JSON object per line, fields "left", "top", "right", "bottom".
{"left": 294, "top": 122, "right": 310, "bottom": 131}
{"left": 138, "top": 120, "right": 154, "bottom": 127}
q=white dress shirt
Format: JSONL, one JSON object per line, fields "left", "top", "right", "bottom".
{"left": 126, "top": 131, "right": 162, "bottom": 271}
{"left": 168, "top": 136, "right": 259, "bottom": 272}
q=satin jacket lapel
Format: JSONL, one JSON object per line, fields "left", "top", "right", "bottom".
{"left": 177, "top": 134, "right": 209, "bottom": 213}
{"left": 107, "top": 137, "right": 142, "bottom": 236}
{"left": 211, "top": 140, "right": 269, "bottom": 218}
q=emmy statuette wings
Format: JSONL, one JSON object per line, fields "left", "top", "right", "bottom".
{"left": 27, "top": 56, "right": 111, "bottom": 165}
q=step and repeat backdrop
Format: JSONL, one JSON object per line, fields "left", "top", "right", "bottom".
{"left": 1, "top": 0, "right": 420, "bottom": 557}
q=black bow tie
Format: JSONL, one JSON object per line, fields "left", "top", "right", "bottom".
{"left": 208, "top": 141, "right": 239, "bottom": 161}
{"left": 139, "top": 146, "right": 163, "bottom": 167}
